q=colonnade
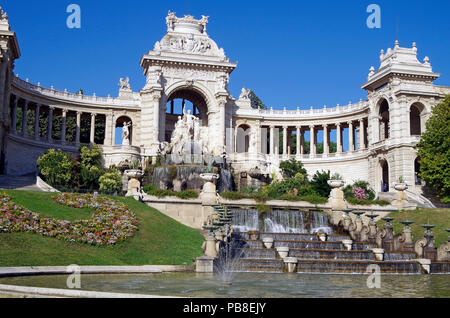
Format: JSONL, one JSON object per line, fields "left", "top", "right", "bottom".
{"left": 9, "top": 95, "right": 106, "bottom": 146}
{"left": 259, "top": 119, "right": 368, "bottom": 158}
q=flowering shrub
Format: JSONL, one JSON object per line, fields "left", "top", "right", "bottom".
{"left": 0, "top": 193, "right": 138, "bottom": 246}
{"left": 352, "top": 187, "right": 369, "bottom": 200}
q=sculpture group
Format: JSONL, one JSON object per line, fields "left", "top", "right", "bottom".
{"left": 160, "top": 110, "right": 209, "bottom": 157}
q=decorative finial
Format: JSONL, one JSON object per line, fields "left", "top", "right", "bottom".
{"left": 395, "top": 40, "right": 399, "bottom": 48}
{"left": 423, "top": 56, "right": 430, "bottom": 65}
{"left": 380, "top": 49, "right": 385, "bottom": 58}
{"left": 369, "top": 66, "right": 375, "bottom": 78}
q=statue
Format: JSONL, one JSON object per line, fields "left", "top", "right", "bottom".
{"left": 119, "top": 77, "right": 131, "bottom": 91}
{"left": 161, "top": 111, "right": 210, "bottom": 158}
{"left": 122, "top": 122, "right": 132, "bottom": 146}
{"left": 239, "top": 87, "right": 251, "bottom": 100}
{"left": 200, "top": 15, "right": 209, "bottom": 33}
{"left": 166, "top": 11, "right": 176, "bottom": 31}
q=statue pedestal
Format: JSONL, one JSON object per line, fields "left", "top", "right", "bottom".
{"left": 200, "top": 173, "right": 219, "bottom": 205}
{"left": 125, "top": 170, "right": 143, "bottom": 198}
{"left": 392, "top": 183, "right": 408, "bottom": 208}
{"left": 328, "top": 180, "right": 346, "bottom": 210}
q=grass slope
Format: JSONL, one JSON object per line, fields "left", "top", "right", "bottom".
{"left": 0, "top": 190, "right": 204, "bottom": 267}
{"left": 377, "top": 208, "right": 450, "bottom": 247}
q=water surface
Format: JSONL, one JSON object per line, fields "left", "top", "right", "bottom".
{"left": 1, "top": 273, "right": 449, "bottom": 298}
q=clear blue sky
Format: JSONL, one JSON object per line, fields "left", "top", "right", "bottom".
{"left": 4, "top": 0, "right": 450, "bottom": 110}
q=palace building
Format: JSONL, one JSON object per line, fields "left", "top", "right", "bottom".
{"left": 0, "top": 9, "right": 449, "bottom": 196}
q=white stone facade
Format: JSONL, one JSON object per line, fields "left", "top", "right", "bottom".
{"left": 0, "top": 10, "right": 448, "bottom": 195}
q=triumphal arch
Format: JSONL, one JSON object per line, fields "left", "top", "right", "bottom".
{"left": 0, "top": 8, "right": 449, "bottom": 196}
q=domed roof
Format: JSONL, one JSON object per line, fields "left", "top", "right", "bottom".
{"left": 150, "top": 11, "right": 229, "bottom": 63}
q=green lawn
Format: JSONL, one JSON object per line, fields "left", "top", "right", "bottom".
{"left": 377, "top": 208, "right": 450, "bottom": 247}
{"left": 0, "top": 190, "right": 204, "bottom": 267}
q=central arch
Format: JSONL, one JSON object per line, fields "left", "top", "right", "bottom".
{"left": 163, "top": 85, "right": 211, "bottom": 144}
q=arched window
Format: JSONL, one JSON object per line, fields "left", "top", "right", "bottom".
{"left": 236, "top": 125, "right": 250, "bottom": 153}
{"left": 379, "top": 99, "right": 390, "bottom": 141}
{"left": 380, "top": 159, "right": 389, "bottom": 192}
{"left": 410, "top": 103, "right": 424, "bottom": 136}
{"left": 115, "top": 116, "right": 133, "bottom": 146}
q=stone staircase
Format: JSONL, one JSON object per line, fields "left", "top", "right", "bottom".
{"left": 0, "top": 174, "right": 42, "bottom": 191}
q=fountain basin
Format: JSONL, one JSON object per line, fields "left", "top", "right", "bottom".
{"left": 371, "top": 248, "right": 385, "bottom": 261}
{"left": 342, "top": 240, "right": 353, "bottom": 251}
{"left": 262, "top": 237, "right": 274, "bottom": 249}
{"left": 276, "top": 247, "right": 290, "bottom": 259}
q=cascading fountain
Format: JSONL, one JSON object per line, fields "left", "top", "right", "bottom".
{"left": 221, "top": 207, "right": 424, "bottom": 274}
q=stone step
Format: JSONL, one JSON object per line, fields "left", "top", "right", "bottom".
{"left": 231, "top": 259, "right": 422, "bottom": 274}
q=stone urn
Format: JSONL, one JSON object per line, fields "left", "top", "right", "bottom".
{"left": 125, "top": 169, "right": 143, "bottom": 197}
{"left": 328, "top": 180, "right": 345, "bottom": 189}
{"left": 200, "top": 173, "right": 220, "bottom": 205}
{"left": 328, "top": 180, "right": 346, "bottom": 210}
{"left": 392, "top": 182, "right": 408, "bottom": 208}
{"left": 276, "top": 247, "right": 290, "bottom": 259}
{"left": 262, "top": 237, "right": 274, "bottom": 249}
{"left": 393, "top": 182, "right": 408, "bottom": 192}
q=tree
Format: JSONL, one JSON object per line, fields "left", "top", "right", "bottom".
{"left": 37, "top": 149, "right": 79, "bottom": 189}
{"left": 79, "top": 144, "right": 104, "bottom": 190}
{"left": 417, "top": 95, "right": 450, "bottom": 201}
{"left": 310, "top": 170, "right": 332, "bottom": 197}
{"left": 249, "top": 90, "right": 267, "bottom": 110}
{"left": 279, "top": 159, "right": 307, "bottom": 179}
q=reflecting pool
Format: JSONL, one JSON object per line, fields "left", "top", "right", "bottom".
{"left": 1, "top": 273, "right": 449, "bottom": 298}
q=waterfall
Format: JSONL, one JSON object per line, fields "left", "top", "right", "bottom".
{"left": 218, "top": 169, "right": 235, "bottom": 193}
{"left": 232, "top": 209, "right": 259, "bottom": 232}
{"left": 231, "top": 209, "right": 333, "bottom": 234}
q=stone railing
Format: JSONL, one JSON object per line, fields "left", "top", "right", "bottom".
{"left": 236, "top": 101, "right": 369, "bottom": 118}
{"left": 12, "top": 76, "right": 139, "bottom": 107}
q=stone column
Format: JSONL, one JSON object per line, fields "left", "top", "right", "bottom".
{"left": 140, "top": 89, "right": 163, "bottom": 154}
{"left": 282, "top": 126, "right": 288, "bottom": 157}
{"left": 274, "top": 127, "right": 280, "bottom": 157}
{"left": 111, "top": 115, "right": 117, "bottom": 146}
{"left": 336, "top": 123, "right": 342, "bottom": 154}
{"left": 11, "top": 98, "right": 17, "bottom": 133}
{"left": 348, "top": 121, "right": 354, "bottom": 152}
{"left": 76, "top": 111, "right": 82, "bottom": 145}
{"left": 22, "top": 100, "right": 28, "bottom": 136}
{"left": 296, "top": 126, "right": 301, "bottom": 158}
{"left": 34, "top": 104, "right": 40, "bottom": 140}
{"left": 90, "top": 113, "right": 96, "bottom": 145}
{"left": 47, "top": 107, "right": 54, "bottom": 142}
{"left": 104, "top": 114, "right": 113, "bottom": 146}
{"left": 270, "top": 126, "right": 275, "bottom": 156}
{"left": 359, "top": 119, "right": 366, "bottom": 150}
{"left": 323, "top": 124, "right": 329, "bottom": 155}
{"left": 309, "top": 125, "right": 315, "bottom": 158}
{"left": 287, "top": 128, "right": 292, "bottom": 156}
{"left": 217, "top": 98, "right": 227, "bottom": 154}
{"left": 61, "top": 109, "right": 67, "bottom": 143}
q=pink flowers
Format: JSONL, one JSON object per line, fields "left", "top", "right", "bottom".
{"left": 352, "top": 187, "right": 369, "bottom": 200}
{"left": 0, "top": 193, "right": 138, "bottom": 246}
